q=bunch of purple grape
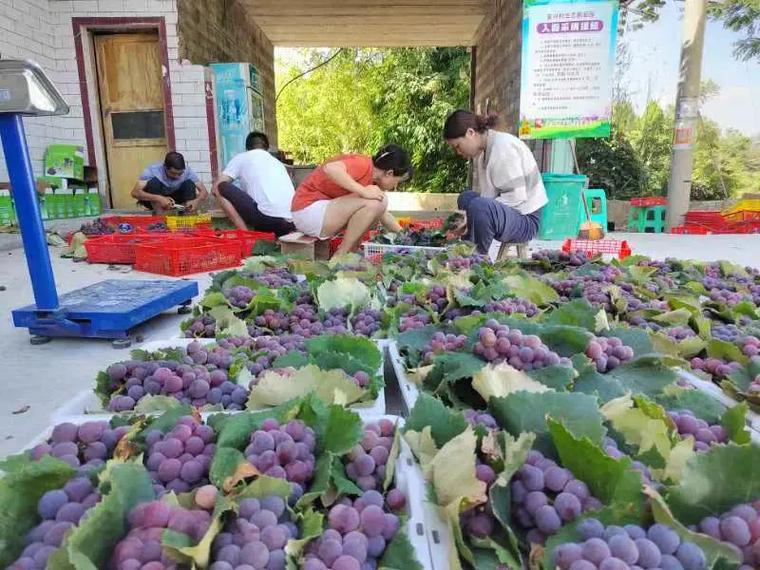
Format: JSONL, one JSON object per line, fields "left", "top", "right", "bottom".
{"left": 303, "top": 490, "right": 401, "bottom": 570}
{"left": 463, "top": 409, "right": 498, "bottom": 430}
{"left": 667, "top": 410, "right": 728, "bottom": 452}
{"left": 694, "top": 502, "right": 760, "bottom": 569}
{"left": 602, "top": 437, "right": 654, "bottom": 485}
{"left": 483, "top": 297, "right": 539, "bottom": 317}
{"left": 689, "top": 357, "right": 743, "bottom": 380}
{"left": 446, "top": 254, "right": 490, "bottom": 270}
{"left": 585, "top": 335, "right": 635, "bottom": 373}
{"left": 425, "top": 285, "right": 448, "bottom": 312}
{"left": 511, "top": 450, "right": 602, "bottom": 545}
{"left": 398, "top": 310, "right": 432, "bottom": 333}
{"left": 663, "top": 326, "right": 697, "bottom": 341}
{"left": 144, "top": 416, "right": 216, "bottom": 495}
{"left": 552, "top": 519, "right": 707, "bottom": 570}
{"left": 243, "top": 419, "right": 316, "bottom": 503}
{"left": 345, "top": 420, "right": 396, "bottom": 492}
{"left": 184, "top": 314, "right": 217, "bottom": 338}
{"left": 531, "top": 249, "right": 588, "bottom": 267}
{"left": 209, "top": 495, "right": 297, "bottom": 570}
{"left": 110, "top": 500, "right": 212, "bottom": 570}
{"left": 223, "top": 285, "right": 256, "bottom": 309}
{"left": 79, "top": 218, "right": 115, "bottom": 236}
{"left": 243, "top": 267, "right": 300, "bottom": 288}
{"left": 741, "top": 335, "right": 760, "bottom": 358}
{"left": 351, "top": 309, "right": 383, "bottom": 337}
{"left": 9, "top": 477, "right": 100, "bottom": 569}
{"left": 238, "top": 335, "right": 306, "bottom": 378}
{"left": 30, "top": 421, "right": 129, "bottom": 472}
{"left": 250, "top": 307, "right": 350, "bottom": 338}
{"left": 708, "top": 287, "right": 748, "bottom": 306}
{"left": 421, "top": 331, "right": 469, "bottom": 363}
{"left": 712, "top": 323, "right": 743, "bottom": 343}
{"left": 461, "top": 460, "right": 498, "bottom": 540}
{"left": 473, "top": 320, "right": 569, "bottom": 370}
{"left": 106, "top": 354, "right": 249, "bottom": 412}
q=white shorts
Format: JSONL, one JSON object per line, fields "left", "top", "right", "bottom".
{"left": 292, "top": 200, "right": 331, "bottom": 239}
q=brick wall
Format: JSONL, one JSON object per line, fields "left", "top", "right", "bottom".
{"left": 176, "top": 0, "right": 276, "bottom": 145}
{"left": 0, "top": 0, "right": 229, "bottom": 205}
{"left": 473, "top": 0, "right": 523, "bottom": 134}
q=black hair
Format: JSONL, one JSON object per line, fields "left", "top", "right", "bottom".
{"left": 163, "top": 151, "right": 186, "bottom": 170}
{"left": 246, "top": 131, "right": 270, "bottom": 151}
{"left": 372, "top": 144, "right": 413, "bottom": 178}
{"left": 442, "top": 109, "right": 499, "bottom": 139}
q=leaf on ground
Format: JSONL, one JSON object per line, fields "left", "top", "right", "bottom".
{"left": 404, "top": 393, "right": 468, "bottom": 449}
{"left": 537, "top": 325, "right": 592, "bottom": 357}
{"left": 606, "top": 355, "right": 678, "bottom": 396}
{"left": 605, "top": 326, "right": 654, "bottom": 356}
{"left": 472, "top": 362, "right": 551, "bottom": 403}
{"left": 208, "top": 306, "right": 249, "bottom": 337}
{"left": 0, "top": 456, "right": 76, "bottom": 567}
{"left": 651, "top": 308, "right": 694, "bottom": 326}
{"left": 541, "top": 298, "right": 598, "bottom": 330}
{"left": 247, "top": 365, "right": 366, "bottom": 409}
{"left": 664, "top": 444, "right": 760, "bottom": 524}
{"left": 305, "top": 334, "right": 382, "bottom": 373}
{"left": 707, "top": 339, "right": 749, "bottom": 366}
{"left": 489, "top": 391, "right": 606, "bottom": 456}
{"left": 721, "top": 402, "right": 751, "bottom": 445}
{"left": 526, "top": 365, "right": 575, "bottom": 391}
{"left": 502, "top": 273, "right": 559, "bottom": 306}
{"left": 571, "top": 355, "right": 627, "bottom": 404}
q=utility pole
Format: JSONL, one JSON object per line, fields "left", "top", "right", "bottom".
{"left": 666, "top": 0, "right": 708, "bottom": 230}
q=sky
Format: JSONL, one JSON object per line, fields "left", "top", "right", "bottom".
{"left": 622, "top": 1, "right": 760, "bottom": 136}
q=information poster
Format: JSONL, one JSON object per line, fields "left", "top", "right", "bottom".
{"left": 519, "top": 0, "right": 619, "bottom": 140}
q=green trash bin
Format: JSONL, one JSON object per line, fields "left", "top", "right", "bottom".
{"left": 539, "top": 173, "right": 588, "bottom": 240}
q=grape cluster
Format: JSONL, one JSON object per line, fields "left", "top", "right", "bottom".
{"left": 224, "top": 285, "right": 256, "bottom": 309}
{"left": 244, "top": 267, "right": 300, "bottom": 288}
{"left": 447, "top": 254, "right": 490, "bottom": 271}
{"left": 603, "top": 437, "right": 654, "bottom": 485}
{"left": 708, "top": 287, "right": 748, "bottom": 306}
{"left": 30, "top": 421, "right": 128, "bottom": 472}
{"left": 184, "top": 314, "right": 217, "bottom": 338}
{"left": 463, "top": 409, "right": 498, "bottom": 430}
{"left": 689, "top": 357, "right": 743, "bottom": 380}
{"left": 9, "top": 477, "right": 100, "bottom": 569}
{"left": 425, "top": 285, "right": 448, "bottom": 312}
{"left": 107, "top": 348, "right": 249, "bottom": 412}
{"left": 461, "top": 460, "right": 498, "bottom": 539}
{"left": 668, "top": 410, "right": 728, "bottom": 452}
{"left": 712, "top": 324, "right": 743, "bottom": 343}
{"left": 740, "top": 335, "right": 760, "bottom": 358}
{"left": 144, "top": 416, "right": 216, "bottom": 495}
{"left": 209, "top": 495, "right": 297, "bottom": 570}
{"left": 79, "top": 218, "right": 116, "bottom": 236}
{"left": 250, "top": 307, "right": 349, "bottom": 338}
{"left": 695, "top": 502, "right": 760, "bottom": 569}
{"left": 239, "top": 335, "right": 306, "bottom": 378}
{"left": 483, "top": 297, "right": 539, "bottom": 317}
{"left": 303, "top": 491, "right": 401, "bottom": 570}
{"left": 351, "top": 309, "right": 383, "bottom": 337}
{"left": 511, "top": 450, "right": 602, "bottom": 544}
{"left": 473, "top": 320, "right": 569, "bottom": 370}
{"left": 111, "top": 500, "right": 212, "bottom": 570}
{"left": 531, "top": 249, "right": 588, "bottom": 267}
{"left": 553, "top": 519, "right": 707, "bottom": 570}
{"left": 345, "top": 420, "right": 396, "bottom": 492}
{"left": 398, "top": 310, "right": 432, "bottom": 333}
{"left": 243, "top": 419, "right": 316, "bottom": 503}
{"left": 421, "top": 331, "right": 469, "bottom": 363}
{"left": 585, "top": 336, "right": 635, "bottom": 373}
{"left": 663, "top": 326, "right": 698, "bottom": 341}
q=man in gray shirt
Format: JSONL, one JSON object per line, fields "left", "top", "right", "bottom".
{"left": 131, "top": 151, "right": 209, "bottom": 213}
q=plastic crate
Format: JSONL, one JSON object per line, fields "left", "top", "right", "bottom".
{"left": 724, "top": 210, "right": 760, "bottom": 225}
{"left": 134, "top": 237, "right": 241, "bottom": 276}
{"left": 165, "top": 213, "right": 213, "bottom": 231}
{"left": 195, "top": 229, "right": 276, "bottom": 257}
{"left": 84, "top": 232, "right": 172, "bottom": 264}
{"left": 362, "top": 242, "right": 445, "bottom": 264}
{"left": 561, "top": 238, "right": 632, "bottom": 259}
{"left": 671, "top": 225, "right": 711, "bottom": 235}
{"left": 725, "top": 199, "right": 760, "bottom": 215}
{"left": 630, "top": 196, "right": 667, "bottom": 207}
{"left": 405, "top": 218, "right": 445, "bottom": 231}
{"left": 100, "top": 215, "right": 167, "bottom": 232}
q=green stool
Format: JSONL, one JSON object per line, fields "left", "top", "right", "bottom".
{"left": 628, "top": 205, "right": 666, "bottom": 233}
{"left": 581, "top": 188, "right": 608, "bottom": 230}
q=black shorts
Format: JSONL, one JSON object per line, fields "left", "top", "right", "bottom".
{"left": 217, "top": 181, "right": 295, "bottom": 237}
{"left": 138, "top": 177, "right": 197, "bottom": 209}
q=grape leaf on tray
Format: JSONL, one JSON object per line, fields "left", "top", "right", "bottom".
{"left": 404, "top": 393, "right": 468, "bottom": 449}
{"left": 502, "top": 273, "right": 560, "bottom": 306}
{"left": 541, "top": 298, "right": 599, "bottom": 331}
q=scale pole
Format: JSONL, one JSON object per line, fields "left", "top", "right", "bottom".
{"left": 0, "top": 114, "right": 59, "bottom": 310}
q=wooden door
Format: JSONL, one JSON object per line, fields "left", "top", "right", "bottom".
{"left": 95, "top": 32, "right": 168, "bottom": 209}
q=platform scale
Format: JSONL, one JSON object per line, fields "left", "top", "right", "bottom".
{"left": 0, "top": 60, "right": 198, "bottom": 347}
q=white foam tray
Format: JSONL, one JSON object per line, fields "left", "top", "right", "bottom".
{"left": 387, "top": 340, "right": 422, "bottom": 414}
{"left": 52, "top": 338, "right": 387, "bottom": 424}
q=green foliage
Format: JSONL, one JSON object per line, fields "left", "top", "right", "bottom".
{"left": 276, "top": 48, "right": 470, "bottom": 193}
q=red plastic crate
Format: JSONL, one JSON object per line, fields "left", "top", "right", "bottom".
{"left": 408, "top": 218, "right": 444, "bottom": 231}
{"left": 100, "top": 215, "right": 166, "bottom": 232}
{"left": 84, "top": 232, "right": 172, "bottom": 264}
{"left": 562, "top": 239, "right": 632, "bottom": 259}
{"left": 724, "top": 210, "right": 760, "bottom": 225}
{"left": 134, "top": 237, "right": 242, "bottom": 276}
{"left": 195, "top": 229, "right": 276, "bottom": 257}
{"left": 630, "top": 197, "right": 667, "bottom": 207}
{"left": 328, "top": 231, "right": 373, "bottom": 257}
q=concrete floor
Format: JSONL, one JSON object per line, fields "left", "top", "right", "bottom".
{"left": 1, "top": 231, "right": 759, "bottom": 459}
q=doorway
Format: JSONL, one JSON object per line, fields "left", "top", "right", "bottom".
{"left": 93, "top": 31, "right": 168, "bottom": 209}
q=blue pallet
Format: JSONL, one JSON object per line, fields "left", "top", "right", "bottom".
{"left": 12, "top": 279, "right": 198, "bottom": 339}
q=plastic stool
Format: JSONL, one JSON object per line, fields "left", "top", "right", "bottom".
{"left": 628, "top": 205, "right": 666, "bottom": 233}
{"left": 497, "top": 242, "right": 529, "bottom": 261}
{"left": 582, "top": 188, "right": 607, "bottom": 230}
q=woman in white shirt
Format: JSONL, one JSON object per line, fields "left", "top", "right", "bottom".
{"left": 443, "top": 110, "right": 548, "bottom": 254}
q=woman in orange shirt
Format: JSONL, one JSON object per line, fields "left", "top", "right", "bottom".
{"left": 291, "top": 145, "right": 412, "bottom": 256}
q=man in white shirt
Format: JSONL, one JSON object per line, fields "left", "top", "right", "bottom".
{"left": 212, "top": 132, "right": 296, "bottom": 237}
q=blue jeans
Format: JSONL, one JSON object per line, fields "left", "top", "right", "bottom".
{"left": 458, "top": 191, "right": 541, "bottom": 254}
